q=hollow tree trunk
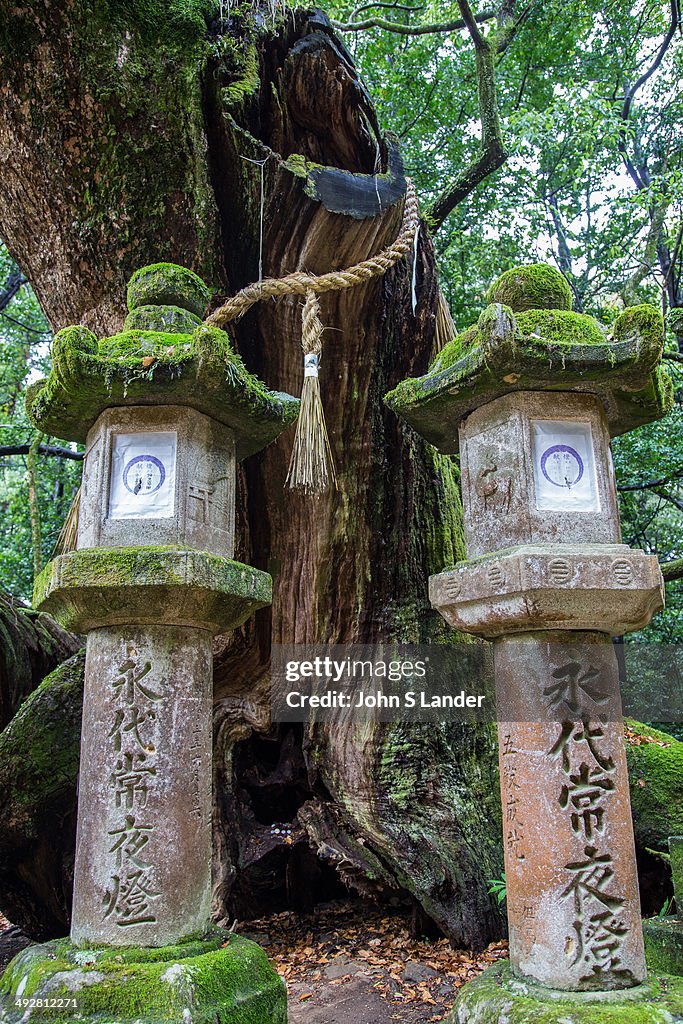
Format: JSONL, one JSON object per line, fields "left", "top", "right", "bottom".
{"left": 0, "top": 2, "right": 505, "bottom": 947}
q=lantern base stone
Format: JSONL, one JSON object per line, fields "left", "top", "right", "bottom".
{"left": 447, "top": 961, "right": 683, "bottom": 1023}
{"left": 643, "top": 916, "right": 683, "bottom": 977}
{"left": 0, "top": 930, "right": 286, "bottom": 1024}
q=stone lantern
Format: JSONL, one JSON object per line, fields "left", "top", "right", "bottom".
{"left": 0, "top": 264, "right": 297, "bottom": 1022}
{"left": 386, "top": 264, "right": 683, "bottom": 1021}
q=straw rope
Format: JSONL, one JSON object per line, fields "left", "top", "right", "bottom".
{"left": 205, "top": 179, "right": 419, "bottom": 329}
{"left": 204, "top": 178, "right": 420, "bottom": 495}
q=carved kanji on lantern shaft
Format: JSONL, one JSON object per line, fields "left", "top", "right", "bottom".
{"left": 386, "top": 264, "right": 673, "bottom": 993}
{"left": 28, "top": 264, "right": 298, "bottom": 946}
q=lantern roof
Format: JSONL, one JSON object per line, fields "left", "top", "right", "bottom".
{"left": 385, "top": 264, "right": 672, "bottom": 453}
{"left": 25, "top": 263, "right": 299, "bottom": 460}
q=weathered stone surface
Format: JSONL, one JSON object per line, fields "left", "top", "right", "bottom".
{"left": 127, "top": 262, "right": 212, "bottom": 318}
{"left": 447, "top": 959, "right": 683, "bottom": 1023}
{"left": 384, "top": 301, "right": 671, "bottom": 448}
{"left": 123, "top": 304, "right": 201, "bottom": 334}
{"left": 430, "top": 544, "right": 663, "bottom": 637}
{"left": 71, "top": 626, "right": 213, "bottom": 947}
{"left": 458, "top": 392, "right": 621, "bottom": 558}
{"left": 487, "top": 263, "right": 574, "bottom": 312}
{"left": 25, "top": 315, "right": 299, "bottom": 459}
{"left": 77, "top": 406, "right": 236, "bottom": 557}
{"left": 495, "top": 635, "right": 645, "bottom": 990}
{"left": 33, "top": 547, "right": 271, "bottom": 634}
{"left": 0, "top": 930, "right": 287, "bottom": 1023}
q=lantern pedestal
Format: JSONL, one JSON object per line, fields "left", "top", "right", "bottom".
{"left": 446, "top": 959, "right": 683, "bottom": 1024}
{"left": 0, "top": 930, "right": 286, "bottom": 1024}
{"left": 385, "top": 264, "right": 678, "bottom": 1022}
{"left": 0, "top": 264, "right": 295, "bottom": 1023}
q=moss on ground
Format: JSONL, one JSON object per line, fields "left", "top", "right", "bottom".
{"left": 625, "top": 721, "right": 683, "bottom": 853}
{"left": 643, "top": 916, "right": 683, "bottom": 977}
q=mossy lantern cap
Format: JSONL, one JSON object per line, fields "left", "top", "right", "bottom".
{"left": 25, "top": 262, "right": 299, "bottom": 460}
{"left": 385, "top": 263, "right": 673, "bottom": 453}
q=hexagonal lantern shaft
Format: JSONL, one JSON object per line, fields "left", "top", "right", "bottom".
{"left": 27, "top": 264, "right": 298, "bottom": 948}
{"left": 386, "top": 265, "right": 673, "bottom": 993}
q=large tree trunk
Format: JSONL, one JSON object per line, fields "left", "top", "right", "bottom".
{"left": 0, "top": 2, "right": 505, "bottom": 947}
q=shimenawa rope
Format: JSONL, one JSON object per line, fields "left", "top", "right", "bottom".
{"left": 204, "top": 179, "right": 420, "bottom": 495}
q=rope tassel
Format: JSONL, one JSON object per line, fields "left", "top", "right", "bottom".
{"left": 286, "top": 291, "right": 337, "bottom": 495}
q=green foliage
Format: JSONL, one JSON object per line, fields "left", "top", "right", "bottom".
{"left": 0, "top": 246, "right": 81, "bottom": 602}
{"left": 487, "top": 873, "right": 507, "bottom": 906}
{"left": 325, "top": 0, "right": 683, "bottom": 638}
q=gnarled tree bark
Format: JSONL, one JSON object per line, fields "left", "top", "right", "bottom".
{"left": 0, "top": 2, "right": 505, "bottom": 947}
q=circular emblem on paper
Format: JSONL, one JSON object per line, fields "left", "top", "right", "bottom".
{"left": 540, "top": 444, "right": 584, "bottom": 489}
{"left": 123, "top": 455, "right": 166, "bottom": 496}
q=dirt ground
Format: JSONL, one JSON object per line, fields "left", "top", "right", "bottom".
{"left": 0, "top": 901, "right": 507, "bottom": 1022}
{"left": 239, "top": 899, "right": 508, "bottom": 1023}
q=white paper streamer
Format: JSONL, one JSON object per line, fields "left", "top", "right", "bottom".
{"left": 304, "top": 353, "right": 319, "bottom": 379}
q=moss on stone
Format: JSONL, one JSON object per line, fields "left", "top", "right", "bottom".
{"left": 33, "top": 547, "right": 273, "bottom": 634}
{"left": 670, "top": 836, "right": 683, "bottom": 906}
{"left": 615, "top": 304, "right": 664, "bottom": 350}
{"left": 384, "top": 292, "right": 672, "bottom": 450}
{"left": 516, "top": 308, "right": 607, "bottom": 347}
{"left": 667, "top": 308, "right": 683, "bottom": 338}
{"left": 430, "top": 324, "right": 482, "bottom": 373}
{"left": 124, "top": 304, "right": 202, "bottom": 334}
{"left": 25, "top": 312, "right": 299, "bottom": 460}
{"left": 643, "top": 916, "right": 683, "bottom": 977}
{"left": 625, "top": 721, "right": 683, "bottom": 853}
{"left": 487, "top": 263, "right": 573, "bottom": 312}
{"left": 0, "top": 651, "right": 83, "bottom": 816}
{"left": 449, "top": 960, "right": 683, "bottom": 1023}
{"left": 127, "top": 262, "right": 212, "bottom": 317}
{"left": 0, "top": 931, "right": 286, "bottom": 1023}
{"left": 98, "top": 328, "right": 194, "bottom": 360}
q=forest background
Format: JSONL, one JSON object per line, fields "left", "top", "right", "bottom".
{"left": 1, "top": 0, "right": 682, "bottom": 638}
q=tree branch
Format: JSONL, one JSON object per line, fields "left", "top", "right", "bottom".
{"left": 0, "top": 444, "right": 83, "bottom": 461}
{"left": 618, "top": 470, "right": 683, "bottom": 492}
{"left": 661, "top": 557, "right": 683, "bottom": 583}
{"left": 426, "top": 0, "right": 509, "bottom": 230}
{"left": 654, "top": 488, "right": 683, "bottom": 513}
{"left": 623, "top": 193, "right": 671, "bottom": 304}
{"left": 332, "top": 8, "right": 495, "bottom": 34}
{"left": 618, "top": 0, "right": 680, "bottom": 185}
{"left": 0, "top": 267, "right": 27, "bottom": 312}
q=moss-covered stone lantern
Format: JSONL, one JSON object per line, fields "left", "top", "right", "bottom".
{"left": 0, "top": 264, "right": 295, "bottom": 1023}
{"left": 386, "top": 264, "right": 683, "bottom": 1022}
